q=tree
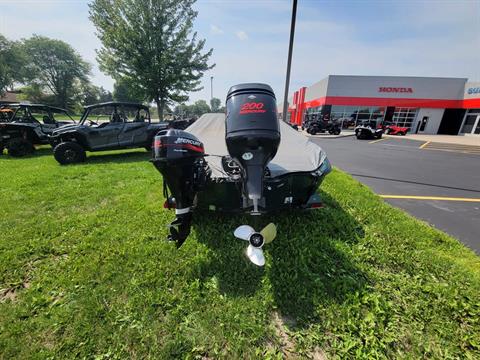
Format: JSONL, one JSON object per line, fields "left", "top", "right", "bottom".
{"left": 173, "top": 103, "right": 192, "bottom": 117}
{"left": 0, "top": 35, "right": 28, "bottom": 95}
{"left": 22, "top": 35, "right": 91, "bottom": 109}
{"left": 191, "top": 100, "right": 210, "bottom": 116}
{"left": 89, "top": 0, "right": 214, "bottom": 120}
{"left": 113, "top": 77, "right": 144, "bottom": 103}
{"left": 17, "top": 84, "right": 56, "bottom": 105}
{"left": 210, "top": 97, "right": 221, "bottom": 112}
{"left": 83, "top": 84, "right": 113, "bottom": 106}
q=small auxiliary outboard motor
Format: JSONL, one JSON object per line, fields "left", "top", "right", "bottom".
{"left": 151, "top": 129, "right": 207, "bottom": 247}
{"left": 225, "top": 83, "right": 281, "bottom": 213}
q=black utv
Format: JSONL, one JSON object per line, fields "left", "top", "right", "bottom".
{"left": 303, "top": 114, "right": 341, "bottom": 135}
{"left": 49, "top": 102, "right": 168, "bottom": 165}
{"left": 0, "top": 104, "right": 76, "bottom": 156}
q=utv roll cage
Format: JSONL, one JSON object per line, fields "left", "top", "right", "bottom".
{"left": 79, "top": 102, "right": 151, "bottom": 124}
{"left": 7, "top": 103, "right": 76, "bottom": 124}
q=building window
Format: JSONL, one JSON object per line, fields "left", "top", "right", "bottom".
{"left": 392, "top": 108, "right": 417, "bottom": 129}
{"left": 330, "top": 105, "right": 385, "bottom": 128}
{"left": 306, "top": 106, "right": 323, "bottom": 116}
{"left": 460, "top": 109, "right": 480, "bottom": 135}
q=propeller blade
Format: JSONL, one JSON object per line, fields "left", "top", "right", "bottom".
{"left": 234, "top": 225, "right": 255, "bottom": 241}
{"left": 260, "top": 223, "right": 277, "bottom": 244}
{"left": 246, "top": 245, "right": 265, "bottom": 266}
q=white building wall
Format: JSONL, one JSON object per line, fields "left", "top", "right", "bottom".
{"left": 414, "top": 108, "right": 445, "bottom": 134}
{"left": 304, "top": 78, "right": 329, "bottom": 102}
{"left": 326, "top": 75, "right": 467, "bottom": 100}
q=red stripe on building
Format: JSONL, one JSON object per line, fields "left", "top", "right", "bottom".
{"left": 463, "top": 98, "right": 480, "bottom": 109}
{"left": 303, "top": 96, "right": 466, "bottom": 109}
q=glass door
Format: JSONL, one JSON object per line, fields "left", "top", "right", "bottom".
{"left": 460, "top": 114, "right": 480, "bottom": 134}
{"left": 474, "top": 116, "right": 480, "bottom": 135}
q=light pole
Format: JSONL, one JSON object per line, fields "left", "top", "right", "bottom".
{"left": 282, "top": 0, "right": 297, "bottom": 123}
{"left": 210, "top": 76, "right": 214, "bottom": 104}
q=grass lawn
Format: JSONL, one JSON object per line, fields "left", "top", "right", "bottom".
{"left": 1, "top": 148, "right": 479, "bottom": 359}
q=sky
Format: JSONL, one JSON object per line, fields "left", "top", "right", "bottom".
{"left": 1, "top": 0, "right": 479, "bottom": 105}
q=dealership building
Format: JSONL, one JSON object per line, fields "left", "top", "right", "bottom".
{"left": 283, "top": 75, "right": 480, "bottom": 136}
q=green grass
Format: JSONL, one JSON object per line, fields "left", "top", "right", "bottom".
{"left": 0, "top": 148, "right": 479, "bottom": 359}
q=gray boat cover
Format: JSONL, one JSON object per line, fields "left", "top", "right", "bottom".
{"left": 186, "top": 113, "right": 327, "bottom": 178}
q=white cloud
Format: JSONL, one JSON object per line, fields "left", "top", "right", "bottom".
{"left": 210, "top": 24, "right": 224, "bottom": 35}
{"left": 235, "top": 31, "right": 248, "bottom": 41}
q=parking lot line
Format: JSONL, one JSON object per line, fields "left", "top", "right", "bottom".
{"left": 419, "top": 141, "right": 431, "bottom": 149}
{"left": 380, "top": 195, "right": 480, "bottom": 202}
{"left": 369, "top": 138, "right": 387, "bottom": 144}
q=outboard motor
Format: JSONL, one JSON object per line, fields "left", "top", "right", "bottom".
{"left": 225, "top": 83, "right": 281, "bottom": 213}
{"left": 151, "top": 129, "right": 206, "bottom": 246}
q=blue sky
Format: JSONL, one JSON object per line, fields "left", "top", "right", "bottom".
{"left": 1, "top": 0, "right": 479, "bottom": 104}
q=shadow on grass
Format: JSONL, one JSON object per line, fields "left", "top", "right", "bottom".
{"left": 1, "top": 146, "right": 53, "bottom": 159}
{"left": 193, "top": 190, "right": 367, "bottom": 326}
{"left": 85, "top": 150, "right": 150, "bottom": 164}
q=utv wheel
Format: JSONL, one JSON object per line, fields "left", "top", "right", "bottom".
{"left": 310, "top": 129, "right": 317, "bottom": 135}
{"left": 376, "top": 133, "right": 383, "bottom": 139}
{"left": 7, "top": 138, "right": 35, "bottom": 157}
{"left": 53, "top": 141, "right": 86, "bottom": 165}
{"left": 401, "top": 131, "right": 406, "bottom": 136}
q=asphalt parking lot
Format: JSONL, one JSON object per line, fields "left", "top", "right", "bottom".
{"left": 310, "top": 134, "right": 480, "bottom": 253}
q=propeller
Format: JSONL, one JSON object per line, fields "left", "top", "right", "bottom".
{"left": 233, "top": 223, "right": 277, "bottom": 266}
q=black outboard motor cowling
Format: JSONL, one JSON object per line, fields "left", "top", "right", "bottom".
{"left": 225, "top": 83, "right": 281, "bottom": 213}
{"left": 151, "top": 129, "right": 206, "bottom": 246}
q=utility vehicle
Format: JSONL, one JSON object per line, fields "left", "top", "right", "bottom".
{"left": 0, "top": 103, "right": 75, "bottom": 156}
{"left": 50, "top": 101, "right": 168, "bottom": 165}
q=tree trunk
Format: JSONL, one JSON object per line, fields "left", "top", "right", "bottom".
{"left": 155, "top": 96, "right": 163, "bottom": 122}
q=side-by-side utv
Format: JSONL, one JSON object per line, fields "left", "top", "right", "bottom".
{"left": 0, "top": 104, "right": 76, "bottom": 156}
{"left": 49, "top": 102, "right": 168, "bottom": 164}
{"left": 151, "top": 83, "right": 331, "bottom": 266}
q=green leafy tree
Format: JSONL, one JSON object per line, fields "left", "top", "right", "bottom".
{"left": 210, "top": 97, "right": 221, "bottom": 112}
{"left": 113, "top": 77, "right": 144, "bottom": 103}
{"left": 17, "top": 84, "right": 56, "bottom": 105}
{"left": 22, "top": 35, "right": 91, "bottom": 109}
{"left": 83, "top": 84, "right": 113, "bottom": 106}
{"left": 89, "top": 0, "right": 214, "bottom": 120}
{"left": 173, "top": 103, "right": 191, "bottom": 117}
{"left": 191, "top": 99, "right": 210, "bottom": 116}
{"left": 0, "top": 35, "right": 28, "bottom": 94}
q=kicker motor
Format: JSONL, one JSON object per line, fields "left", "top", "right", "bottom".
{"left": 151, "top": 129, "right": 207, "bottom": 247}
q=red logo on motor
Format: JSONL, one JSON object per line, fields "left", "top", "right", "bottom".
{"left": 240, "top": 102, "right": 267, "bottom": 114}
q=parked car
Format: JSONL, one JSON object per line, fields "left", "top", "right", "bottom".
{"left": 354, "top": 120, "right": 384, "bottom": 139}
{"left": 0, "top": 103, "right": 76, "bottom": 156}
{"left": 49, "top": 101, "right": 168, "bottom": 164}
